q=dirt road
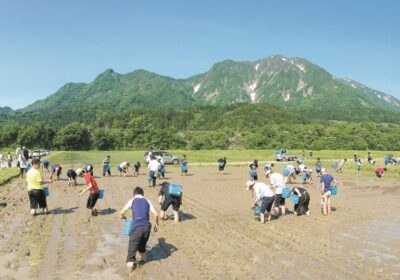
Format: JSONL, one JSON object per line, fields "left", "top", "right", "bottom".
{"left": 0, "top": 166, "right": 399, "bottom": 279}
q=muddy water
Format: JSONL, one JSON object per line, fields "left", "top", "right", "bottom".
{"left": 0, "top": 166, "right": 399, "bottom": 279}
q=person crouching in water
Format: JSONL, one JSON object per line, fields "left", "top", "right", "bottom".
{"left": 119, "top": 187, "right": 159, "bottom": 276}
{"left": 158, "top": 182, "right": 182, "bottom": 223}
{"left": 50, "top": 164, "right": 62, "bottom": 181}
{"left": 118, "top": 162, "right": 130, "bottom": 177}
{"left": 26, "top": 158, "right": 52, "bottom": 216}
{"left": 67, "top": 168, "right": 79, "bottom": 186}
{"left": 266, "top": 169, "right": 287, "bottom": 218}
{"left": 79, "top": 165, "right": 100, "bottom": 216}
{"left": 292, "top": 187, "right": 310, "bottom": 216}
{"left": 375, "top": 167, "right": 387, "bottom": 181}
{"left": 133, "top": 161, "right": 141, "bottom": 176}
{"left": 245, "top": 181, "right": 275, "bottom": 223}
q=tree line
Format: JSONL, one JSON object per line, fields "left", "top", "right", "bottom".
{"left": 1, "top": 103, "right": 400, "bottom": 150}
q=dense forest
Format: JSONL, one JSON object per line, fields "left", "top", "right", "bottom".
{"left": 1, "top": 103, "right": 400, "bottom": 151}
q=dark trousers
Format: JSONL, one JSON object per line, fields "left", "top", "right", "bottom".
{"left": 294, "top": 192, "right": 310, "bottom": 215}
{"left": 126, "top": 224, "right": 152, "bottom": 262}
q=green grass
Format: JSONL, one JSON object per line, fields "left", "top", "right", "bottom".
{"left": 2, "top": 149, "right": 399, "bottom": 182}
{"left": 0, "top": 168, "right": 19, "bottom": 185}
{"left": 47, "top": 149, "right": 399, "bottom": 167}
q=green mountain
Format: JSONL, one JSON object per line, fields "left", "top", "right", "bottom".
{"left": 22, "top": 55, "right": 400, "bottom": 113}
{"left": 0, "top": 106, "right": 14, "bottom": 115}
{"left": 186, "top": 55, "right": 400, "bottom": 110}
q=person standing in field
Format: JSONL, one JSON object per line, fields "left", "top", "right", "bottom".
{"left": 353, "top": 154, "right": 358, "bottom": 162}
{"left": 119, "top": 187, "right": 159, "bottom": 276}
{"left": 0, "top": 151, "right": 4, "bottom": 168}
{"left": 266, "top": 169, "right": 287, "bottom": 217}
{"left": 218, "top": 157, "right": 227, "bottom": 174}
{"left": 158, "top": 182, "right": 182, "bottom": 223}
{"left": 309, "top": 150, "right": 313, "bottom": 160}
{"left": 148, "top": 156, "right": 161, "bottom": 187}
{"left": 292, "top": 186, "right": 310, "bottom": 216}
{"left": 356, "top": 159, "right": 362, "bottom": 176}
{"left": 18, "top": 153, "right": 28, "bottom": 178}
{"left": 26, "top": 158, "right": 52, "bottom": 216}
{"left": 23, "top": 146, "right": 29, "bottom": 161}
{"left": 102, "top": 155, "right": 111, "bottom": 177}
{"left": 158, "top": 157, "right": 166, "bottom": 179}
{"left": 79, "top": 166, "right": 100, "bottom": 216}
{"left": 375, "top": 167, "right": 386, "bottom": 181}
{"left": 249, "top": 160, "right": 258, "bottom": 181}
{"left": 315, "top": 158, "right": 322, "bottom": 176}
{"left": 180, "top": 155, "right": 188, "bottom": 176}
{"left": 320, "top": 168, "right": 337, "bottom": 216}
{"left": 15, "top": 145, "right": 21, "bottom": 159}
{"left": 7, "top": 152, "right": 13, "bottom": 168}
{"left": 245, "top": 181, "right": 275, "bottom": 224}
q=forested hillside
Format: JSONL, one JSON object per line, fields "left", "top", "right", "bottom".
{"left": 1, "top": 103, "right": 400, "bottom": 151}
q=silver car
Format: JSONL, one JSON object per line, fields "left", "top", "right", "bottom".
{"left": 144, "top": 151, "right": 180, "bottom": 165}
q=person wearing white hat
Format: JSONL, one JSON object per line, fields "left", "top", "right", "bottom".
{"left": 266, "top": 169, "right": 287, "bottom": 217}
{"left": 245, "top": 181, "right": 275, "bottom": 223}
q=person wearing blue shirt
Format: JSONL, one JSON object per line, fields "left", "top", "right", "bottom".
{"left": 320, "top": 168, "right": 337, "bottom": 216}
{"left": 120, "top": 187, "right": 159, "bottom": 276}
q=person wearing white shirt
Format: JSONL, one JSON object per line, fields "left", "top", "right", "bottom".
{"left": 18, "top": 154, "right": 27, "bottom": 178}
{"left": 245, "top": 181, "right": 275, "bottom": 223}
{"left": 148, "top": 156, "right": 161, "bottom": 187}
{"left": 118, "top": 162, "right": 131, "bottom": 177}
{"left": 266, "top": 170, "right": 287, "bottom": 217}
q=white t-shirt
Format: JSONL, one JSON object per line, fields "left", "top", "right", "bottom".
{"left": 298, "top": 164, "right": 306, "bottom": 173}
{"left": 18, "top": 154, "right": 27, "bottom": 168}
{"left": 269, "top": 173, "right": 285, "bottom": 194}
{"left": 286, "top": 164, "right": 295, "bottom": 174}
{"left": 253, "top": 182, "right": 275, "bottom": 200}
{"left": 120, "top": 162, "right": 128, "bottom": 169}
{"left": 148, "top": 160, "right": 161, "bottom": 172}
{"left": 122, "top": 195, "right": 157, "bottom": 215}
{"left": 16, "top": 148, "right": 21, "bottom": 157}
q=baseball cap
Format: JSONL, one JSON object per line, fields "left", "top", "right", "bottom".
{"left": 245, "top": 181, "right": 255, "bottom": 190}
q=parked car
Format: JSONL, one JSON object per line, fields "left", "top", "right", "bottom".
{"left": 273, "top": 149, "right": 298, "bottom": 161}
{"left": 144, "top": 151, "right": 180, "bottom": 165}
{"left": 32, "top": 149, "right": 50, "bottom": 158}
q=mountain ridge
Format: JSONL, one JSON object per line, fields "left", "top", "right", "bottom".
{"left": 20, "top": 55, "right": 400, "bottom": 113}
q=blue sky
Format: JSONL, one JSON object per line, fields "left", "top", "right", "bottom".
{"left": 1, "top": 0, "right": 399, "bottom": 109}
